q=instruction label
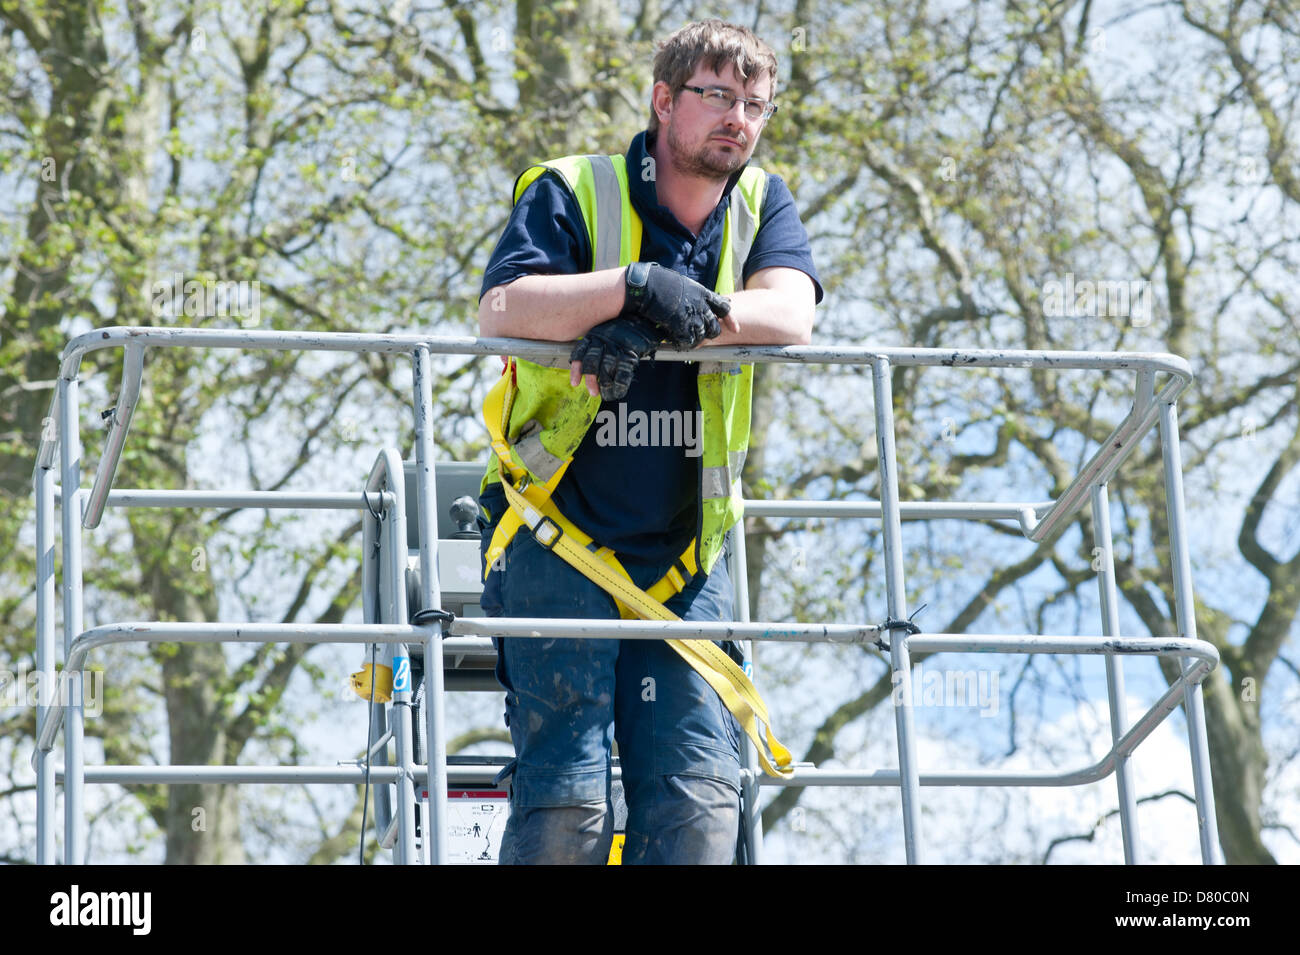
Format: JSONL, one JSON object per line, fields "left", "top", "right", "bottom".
{"left": 427, "top": 789, "right": 509, "bottom": 864}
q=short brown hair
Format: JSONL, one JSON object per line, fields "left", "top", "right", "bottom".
{"left": 649, "top": 19, "right": 779, "bottom": 134}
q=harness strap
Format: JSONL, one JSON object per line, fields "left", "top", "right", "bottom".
{"left": 497, "top": 476, "right": 794, "bottom": 779}
{"left": 482, "top": 363, "right": 794, "bottom": 779}
{"left": 482, "top": 360, "right": 698, "bottom": 595}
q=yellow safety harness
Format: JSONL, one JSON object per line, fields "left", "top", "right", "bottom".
{"left": 483, "top": 363, "right": 794, "bottom": 778}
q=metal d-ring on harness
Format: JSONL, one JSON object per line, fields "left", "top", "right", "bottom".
{"left": 877, "top": 603, "right": 928, "bottom": 653}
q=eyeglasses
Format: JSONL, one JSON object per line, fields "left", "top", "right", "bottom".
{"left": 679, "top": 85, "right": 778, "bottom": 122}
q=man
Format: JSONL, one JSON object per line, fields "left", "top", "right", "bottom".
{"left": 476, "top": 19, "right": 822, "bottom": 865}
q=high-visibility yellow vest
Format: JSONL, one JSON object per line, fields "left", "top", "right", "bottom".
{"left": 481, "top": 152, "right": 766, "bottom": 576}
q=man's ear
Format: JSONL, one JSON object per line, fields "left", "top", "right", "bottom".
{"left": 651, "top": 80, "right": 674, "bottom": 127}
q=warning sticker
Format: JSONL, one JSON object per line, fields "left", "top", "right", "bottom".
{"left": 437, "top": 790, "right": 509, "bottom": 864}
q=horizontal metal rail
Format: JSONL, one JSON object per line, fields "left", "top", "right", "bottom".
{"left": 33, "top": 623, "right": 474, "bottom": 755}
{"left": 55, "top": 633, "right": 1213, "bottom": 791}
{"left": 449, "top": 617, "right": 883, "bottom": 644}
{"left": 754, "top": 638, "right": 1218, "bottom": 788}
{"left": 41, "top": 327, "right": 1192, "bottom": 548}
{"left": 53, "top": 326, "right": 1197, "bottom": 379}
{"left": 907, "top": 634, "right": 1215, "bottom": 659}
{"left": 55, "top": 488, "right": 395, "bottom": 510}
{"left": 55, "top": 766, "right": 498, "bottom": 785}
{"left": 52, "top": 636, "right": 1214, "bottom": 792}
{"left": 57, "top": 487, "right": 1063, "bottom": 527}
{"left": 744, "top": 499, "right": 1057, "bottom": 535}
{"left": 37, "top": 622, "right": 1215, "bottom": 791}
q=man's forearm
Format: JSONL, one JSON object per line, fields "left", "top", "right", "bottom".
{"left": 707, "top": 286, "right": 815, "bottom": 346}
{"left": 479, "top": 270, "right": 628, "bottom": 340}
{"left": 480, "top": 266, "right": 815, "bottom": 354}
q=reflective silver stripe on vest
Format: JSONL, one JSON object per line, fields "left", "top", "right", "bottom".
{"left": 730, "top": 448, "right": 746, "bottom": 476}
{"left": 702, "top": 450, "right": 747, "bottom": 499}
{"left": 587, "top": 155, "right": 622, "bottom": 271}
{"left": 728, "top": 185, "right": 759, "bottom": 290}
{"left": 696, "top": 361, "right": 743, "bottom": 375}
{"left": 516, "top": 419, "right": 567, "bottom": 482}
{"left": 702, "top": 465, "right": 731, "bottom": 499}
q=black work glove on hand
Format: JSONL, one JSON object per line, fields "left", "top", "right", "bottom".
{"left": 624, "top": 261, "right": 731, "bottom": 349}
{"left": 569, "top": 316, "right": 661, "bottom": 401}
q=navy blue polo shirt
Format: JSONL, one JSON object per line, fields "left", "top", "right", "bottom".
{"left": 480, "top": 131, "right": 822, "bottom": 567}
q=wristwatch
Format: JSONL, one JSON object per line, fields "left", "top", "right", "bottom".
{"left": 625, "top": 261, "right": 652, "bottom": 308}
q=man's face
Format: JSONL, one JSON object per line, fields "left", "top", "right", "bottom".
{"left": 659, "top": 63, "right": 773, "bottom": 181}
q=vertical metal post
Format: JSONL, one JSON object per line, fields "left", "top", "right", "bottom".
{"left": 358, "top": 490, "right": 394, "bottom": 851}
{"left": 727, "top": 524, "right": 763, "bottom": 865}
{"left": 1091, "top": 483, "right": 1141, "bottom": 863}
{"left": 871, "top": 357, "right": 922, "bottom": 864}
{"left": 1158, "top": 402, "right": 1222, "bottom": 864}
{"left": 35, "top": 460, "right": 57, "bottom": 864}
{"left": 386, "top": 638, "right": 417, "bottom": 864}
{"left": 381, "top": 451, "right": 417, "bottom": 864}
{"left": 412, "top": 346, "right": 448, "bottom": 866}
{"left": 58, "top": 375, "right": 86, "bottom": 864}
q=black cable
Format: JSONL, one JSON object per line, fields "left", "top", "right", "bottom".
{"left": 412, "top": 608, "right": 455, "bottom": 627}
{"left": 359, "top": 642, "right": 376, "bottom": 865}
{"left": 876, "top": 602, "right": 928, "bottom": 653}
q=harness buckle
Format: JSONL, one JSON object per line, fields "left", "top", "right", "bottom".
{"left": 532, "top": 515, "right": 561, "bottom": 551}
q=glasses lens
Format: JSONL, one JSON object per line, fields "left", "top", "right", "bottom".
{"left": 694, "top": 87, "right": 771, "bottom": 121}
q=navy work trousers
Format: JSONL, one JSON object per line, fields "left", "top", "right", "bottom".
{"left": 478, "top": 485, "right": 743, "bottom": 864}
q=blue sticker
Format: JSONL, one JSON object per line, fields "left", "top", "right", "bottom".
{"left": 742, "top": 661, "right": 753, "bottom": 679}
{"left": 393, "top": 657, "right": 411, "bottom": 693}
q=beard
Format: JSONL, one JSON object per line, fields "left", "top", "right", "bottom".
{"left": 665, "top": 120, "right": 750, "bottom": 180}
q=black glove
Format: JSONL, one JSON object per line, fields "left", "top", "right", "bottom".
{"left": 624, "top": 261, "right": 730, "bottom": 349}
{"left": 569, "top": 316, "right": 660, "bottom": 401}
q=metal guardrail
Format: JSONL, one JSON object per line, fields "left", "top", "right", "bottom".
{"left": 30, "top": 326, "right": 1219, "bottom": 865}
